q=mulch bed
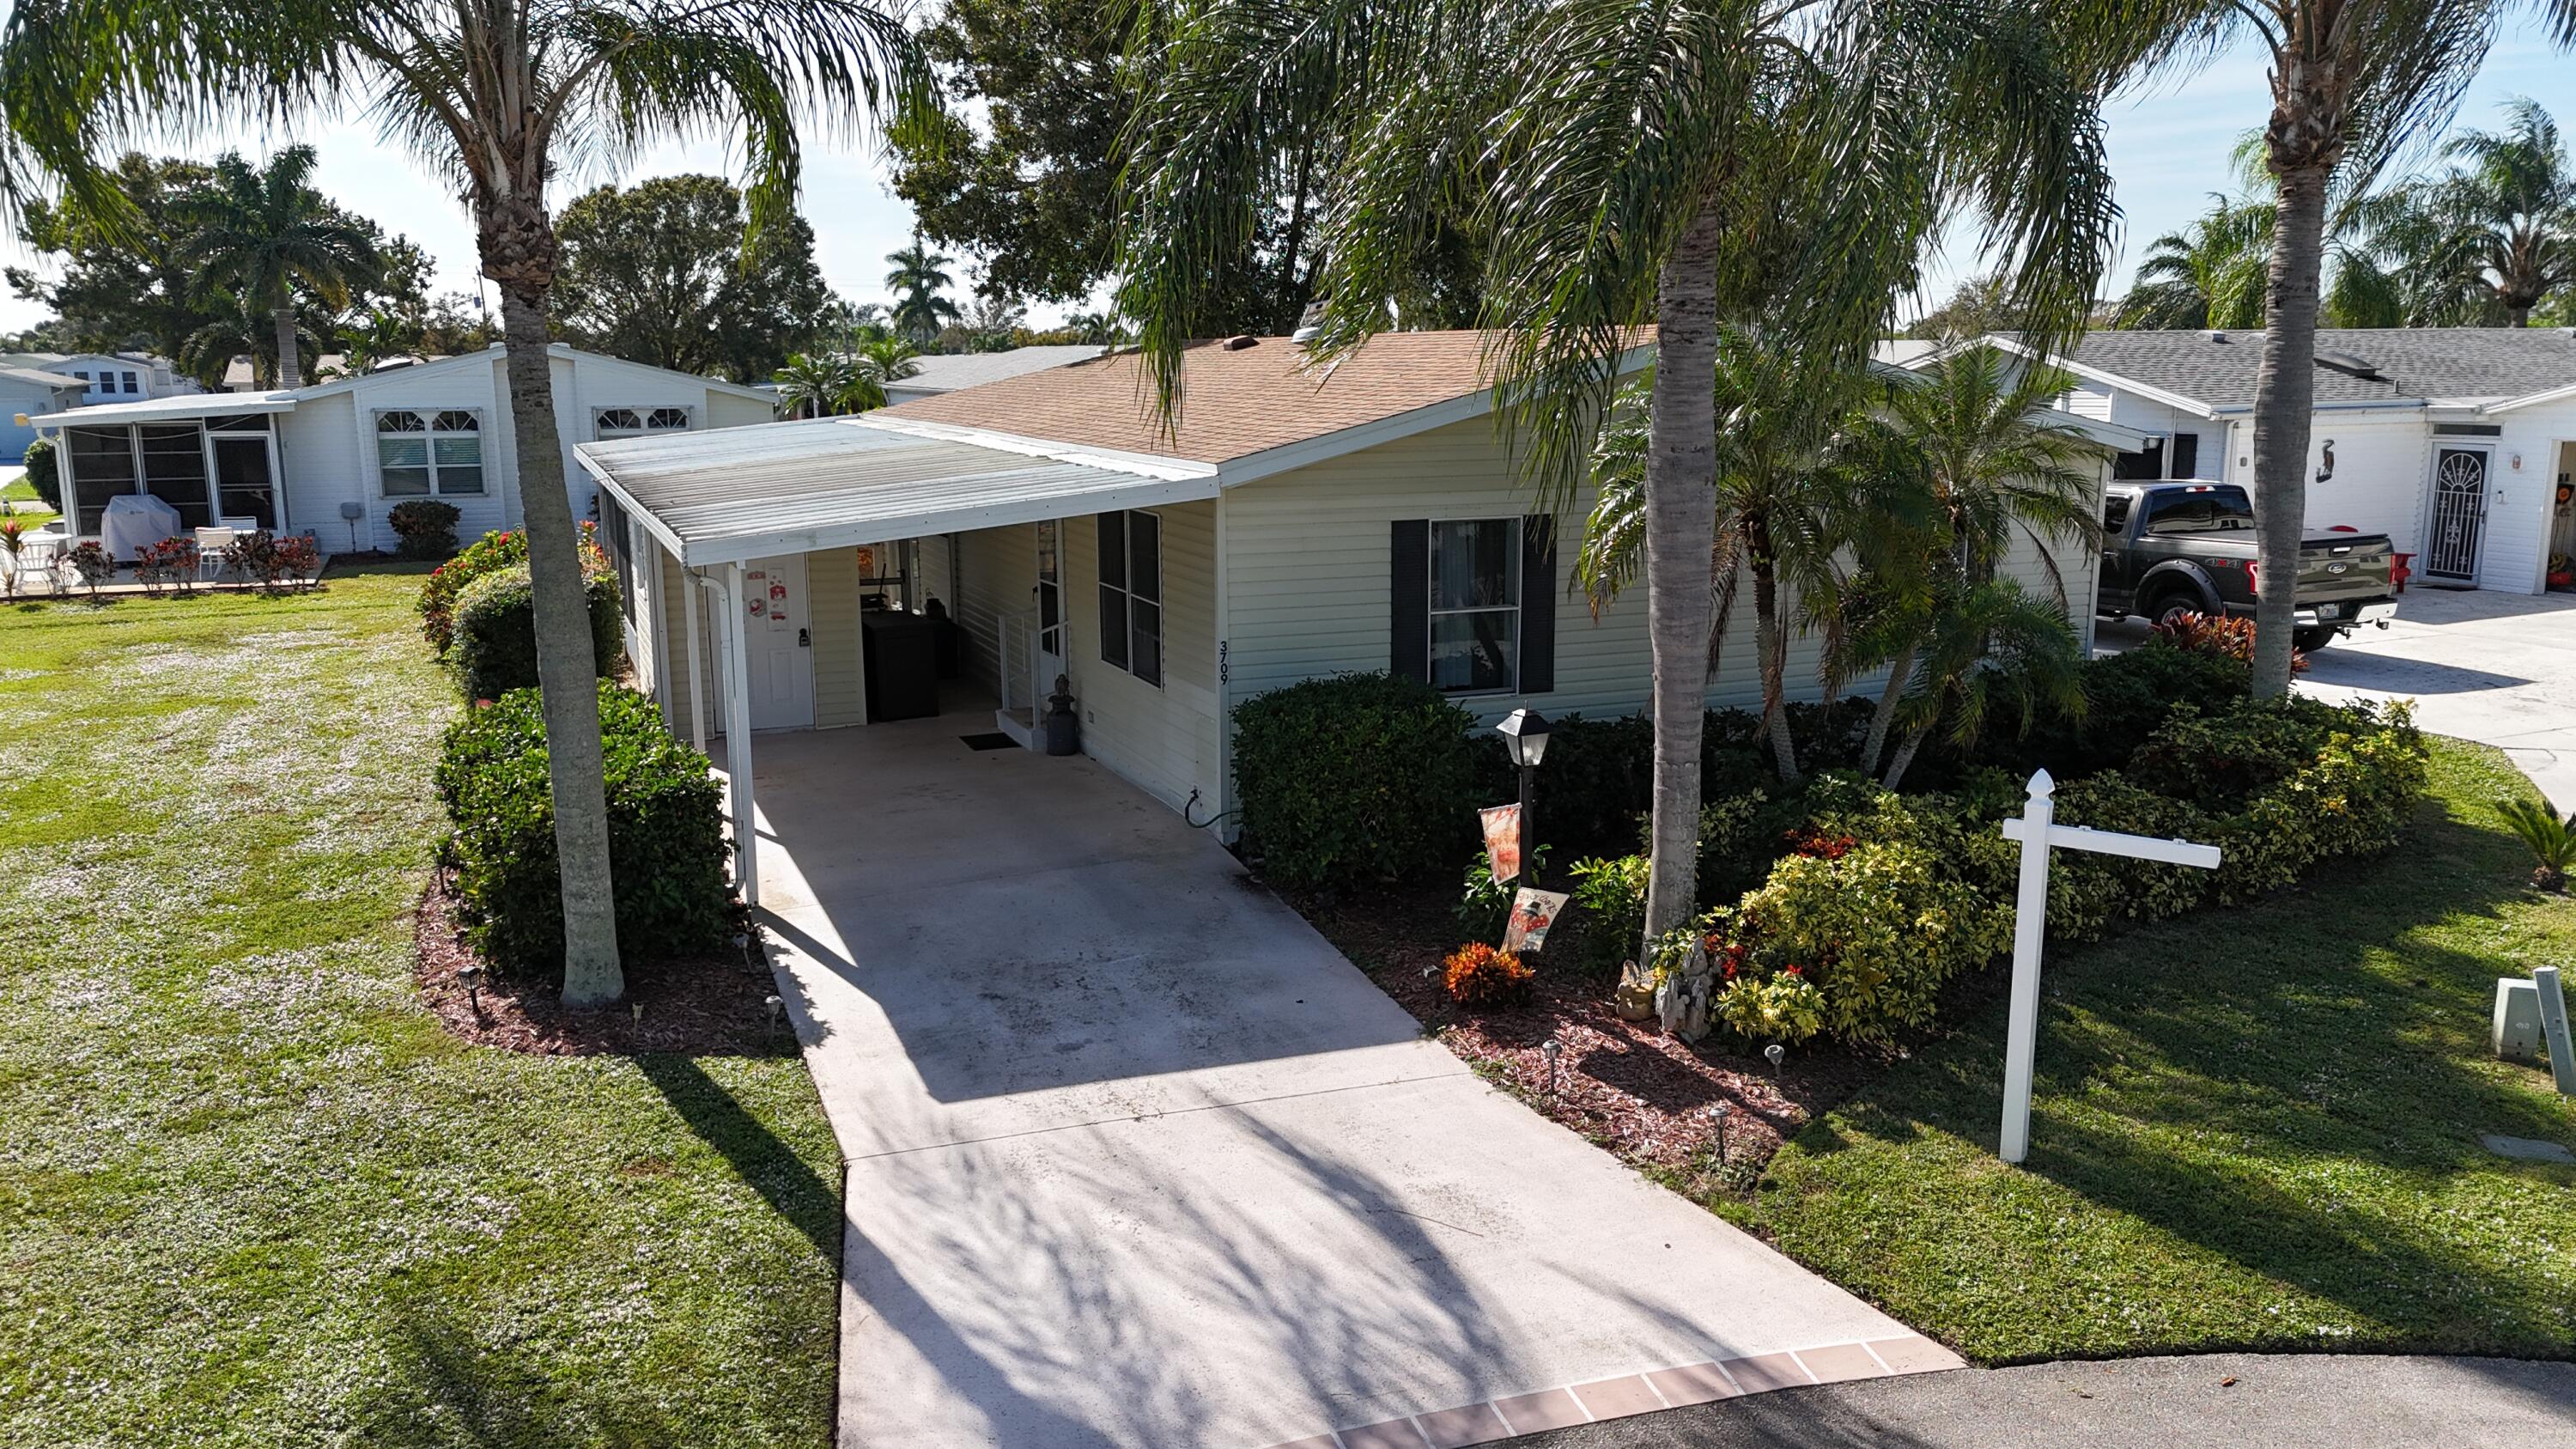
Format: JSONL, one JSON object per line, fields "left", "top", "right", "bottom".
{"left": 1291, "top": 879, "right": 1885, "bottom": 1184}
{"left": 414, "top": 876, "right": 796, "bottom": 1056}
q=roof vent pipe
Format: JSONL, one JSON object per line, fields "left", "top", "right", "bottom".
{"left": 2208, "top": 329, "right": 2228, "bottom": 343}
{"left": 1221, "top": 334, "right": 1259, "bottom": 350}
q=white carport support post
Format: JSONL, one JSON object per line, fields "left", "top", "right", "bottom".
{"left": 721, "top": 560, "right": 760, "bottom": 907}
{"left": 683, "top": 563, "right": 708, "bottom": 753}
{"left": 1996, "top": 770, "right": 2221, "bottom": 1165}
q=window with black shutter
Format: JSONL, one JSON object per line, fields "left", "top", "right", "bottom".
{"left": 1390, "top": 515, "right": 1556, "bottom": 695}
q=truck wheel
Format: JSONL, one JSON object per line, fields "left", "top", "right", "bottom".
{"left": 2149, "top": 594, "right": 2204, "bottom": 628}
{"left": 2293, "top": 626, "right": 2335, "bottom": 653}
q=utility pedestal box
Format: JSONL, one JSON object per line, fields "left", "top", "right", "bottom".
{"left": 2494, "top": 977, "right": 2543, "bottom": 1063}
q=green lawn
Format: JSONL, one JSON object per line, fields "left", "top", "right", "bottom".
{"left": 2, "top": 476, "right": 57, "bottom": 531}
{"left": 1718, "top": 739, "right": 2576, "bottom": 1364}
{"left": 0, "top": 571, "right": 842, "bottom": 1446}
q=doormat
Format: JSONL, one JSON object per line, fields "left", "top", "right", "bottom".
{"left": 959, "top": 732, "right": 1019, "bottom": 752}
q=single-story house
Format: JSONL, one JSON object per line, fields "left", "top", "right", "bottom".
{"left": 1967, "top": 327, "right": 2576, "bottom": 593}
{"left": 879, "top": 344, "right": 1107, "bottom": 406}
{"left": 0, "top": 350, "right": 197, "bottom": 406}
{"left": 576, "top": 330, "right": 2146, "bottom": 903}
{"left": 0, "top": 363, "right": 86, "bottom": 461}
{"left": 28, "top": 344, "right": 774, "bottom": 554}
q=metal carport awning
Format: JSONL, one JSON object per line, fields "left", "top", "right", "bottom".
{"left": 575, "top": 414, "right": 1218, "bottom": 567}
{"left": 574, "top": 414, "right": 1219, "bottom": 912}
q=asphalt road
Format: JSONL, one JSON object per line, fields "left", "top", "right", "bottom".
{"left": 1509, "top": 1353, "right": 2576, "bottom": 1448}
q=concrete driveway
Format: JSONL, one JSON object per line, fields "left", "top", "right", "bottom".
{"left": 2099, "top": 587, "right": 2576, "bottom": 808}
{"left": 744, "top": 715, "right": 1953, "bottom": 1449}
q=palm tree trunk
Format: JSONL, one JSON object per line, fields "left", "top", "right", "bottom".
{"left": 495, "top": 277, "right": 626, "bottom": 1008}
{"left": 1881, "top": 724, "right": 1928, "bottom": 790}
{"left": 1750, "top": 543, "right": 1798, "bottom": 783}
{"left": 2248, "top": 160, "right": 2330, "bottom": 700}
{"left": 1638, "top": 202, "right": 1726, "bottom": 959}
{"left": 271, "top": 279, "right": 301, "bottom": 390}
{"left": 1861, "top": 642, "right": 1916, "bottom": 775}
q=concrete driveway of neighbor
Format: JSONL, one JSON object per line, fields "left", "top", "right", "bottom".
{"left": 2098, "top": 586, "right": 2576, "bottom": 809}
{"left": 741, "top": 719, "right": 1953, "bottom": 1449}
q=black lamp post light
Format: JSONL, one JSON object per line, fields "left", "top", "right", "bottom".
{"left": 1495, "top": 708, "right": 1552, "bottom": 888}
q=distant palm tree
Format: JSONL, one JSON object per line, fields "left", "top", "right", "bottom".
{"left": 885, "top": 234, "right": 960, "bottom": 343}
{"left": 2116, "top": 195, "right": 2275, "bottom": 330}
{"left": 849, "top": 336, "right": 922, "bottom": 411}
{"left": 172, "top": 146, "right": 380, "bottom": 389}
{"left": 178, "top": 287, "right": 330, "bottom": 389}
{"left": 774, "top": 351, "right": 863, "bottom": 418}
{"left": 2364, "top": 97, "right": 2574, "bottom": 326}
{"left": 3, "top": 0, "right": 927, "bottom": 1008}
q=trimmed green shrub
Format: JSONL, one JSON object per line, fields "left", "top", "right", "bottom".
{"left": 449, "top": 563, "right": 623, "bottom": 702}
{"left": 434, "top": 683, "right": 734, "bottom": 977}
{"left": 2125, "top": 696, "right": 2350, "bottom": 811}
{"left": 1728, "top": 833, "right": 2011, "bottom": 1048}
{"left": 2045, "top": 771, "right": 2219, "bottom": 941}
{"left": 389, "top": 498, "right": 462, "bottom": 560}
{"left": 418, "top": 522, "right": 611, "bottom": 653}
{"left": 1961, "top": 638, "right": 2251, "bottom": 781}
{"left": 2208, "top": 702, "right": 2427, "bottom": 904}
{"left": 21, "top": 435, "right": 58, "bottom": 510}
{"left": 1232, "top": 672, "right": 1479, "bottom": 889}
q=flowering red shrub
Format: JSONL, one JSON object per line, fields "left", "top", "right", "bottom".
{"left": 1443, "top": 941, "right": 1534, "bottom": 1007}
{"left": 1784, "top": 826, "right": 1857, "bottom": 861}
{"left": 65, "top": 540, "right": 112, "bottom": 598}
{"left": 417, "top": 523, "right": 609, "bottom": 653}
{"left": 222, "top": 531, "right": 323, "bottom": 593}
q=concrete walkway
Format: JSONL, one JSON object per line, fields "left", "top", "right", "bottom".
{"left": 2099, "top": 586, "right": 2576, "bottom": 808}
{"left": 1516, "top": 1352, "right": 2576, "bottom": 1447}
{"left": 743, "top": 713, "right": 1952, "bottom": 1449}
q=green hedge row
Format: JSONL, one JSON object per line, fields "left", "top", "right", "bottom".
{"left": 435, "top": 682, "right": 735, "bottom": 978}
{"left": 450, "top": 563, "right": 623, "bottom": 703}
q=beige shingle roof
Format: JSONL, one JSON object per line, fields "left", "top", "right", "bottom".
{"left": 882, "top": 331, "right": 1520, "bottom": 463}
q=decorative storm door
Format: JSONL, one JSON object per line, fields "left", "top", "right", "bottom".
{"left": 2424, "top": 447, "right": 2489, "bottom": 583}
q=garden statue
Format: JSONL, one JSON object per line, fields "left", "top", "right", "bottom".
{"left": 1656, "top": 935, "right": 1712, "bottom": 1041}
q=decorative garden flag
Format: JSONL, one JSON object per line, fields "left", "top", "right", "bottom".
{"left": 1504, "top": 888, "right": 1569, "bottom": 953}
{"left": 1479, "top": 804, "right": 1522, "bottom": 884}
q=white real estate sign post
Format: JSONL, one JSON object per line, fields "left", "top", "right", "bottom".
{"left": 1996, "top": 770, "right": 2222, "bottom": 1165}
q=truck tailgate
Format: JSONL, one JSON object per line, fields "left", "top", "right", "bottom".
{"left": 2293, "top": 533, "right": 2396, "bottom": 606}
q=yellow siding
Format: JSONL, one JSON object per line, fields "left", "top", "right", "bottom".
{"left": 1063, "top": 502, "right": 1221, "bottom": 813}
{"left": 811, "top": 547, "right": 866, "bottom": 728}
{"left": 950, "top": 522, "right": 1036, "bottom": 697}
{"left": 653, "top": 550, "right": 719, "bottom": 740}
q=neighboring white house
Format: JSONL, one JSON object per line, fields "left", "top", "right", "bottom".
{"left": 0, "top": 363, "right": 86, "bottom": 461}
{"left": 878, "top": 345, "right": 1107, "bottom": 407}
{"left": 0, "top": 350, "right": 198, "bottom": 406}
{"left": 575, "top": 331, "right": 2144, "bottom": 900}
{"left": 28, "top": 343, "right": 775, "bottom": 554}
{"left": 1966, "top": 327, "right": 2576, "bottom": 593}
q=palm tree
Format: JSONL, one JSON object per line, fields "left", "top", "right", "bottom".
{"left": 1120, "top": 0, "right": 2117, "bottom": 965}
{"left": 2116, "top": 194, "right": 2275, "bottom": 329}
{"left": 1846, "top": 344, "right": 2107, "bottom": 774}
{"left": 849, "top": 335, "right": 922, "bottom": 411}
{"left": 4, "top": 0, "right": 926, "bottom": 1008}
{"left": 2366, "top": 97, "right": 2574, "bottom": 325}
{"left": 772, "top": 351, "right": 861, "bottom": 418}
{"left": 2069, "top": 0, "right": 2576, "bottom": 699}
{"left": 885, "top": 234, "right": 960, "bottom": 344}
{"left": 1877, "top": 577, "right": 2088, "bottom": 789}
{"left": 1583, "top": 333, "right": 1873, "bottom": 783}
{"left": 171, "top": 146, "right": 380, "bottom": 389}
{"left": 178, "top": 286, "right": 331, "bottom": 389}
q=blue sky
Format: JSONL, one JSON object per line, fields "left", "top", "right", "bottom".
{"left": 0, "top": 17, "right": 2567, "bottom": 336}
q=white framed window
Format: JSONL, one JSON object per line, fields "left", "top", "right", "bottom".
{"left": 376, "top": 409, "right": 485, "bottom": 496}
{"left": 1097, "top": 509, "right": 1162, "bottom": 687}
{"left": 120, "top": 371, "right": 139, "bottom": 393}
{"left": 594, "top": 405, "right": 692, "bottom": 437}
{"left": 1428, "top": 517, "right": 1521, "bottom": 694}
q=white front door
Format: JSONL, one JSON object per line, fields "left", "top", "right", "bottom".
{"left": 740, "top": 555, "right": 815, "bottom": 729}
{"left": 1035, "top": 520, "right": 1067, "bottom": 691}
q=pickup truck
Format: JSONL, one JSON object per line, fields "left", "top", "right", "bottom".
{"left": 2097, "top": 481, "right": 2398, "bottom": 651}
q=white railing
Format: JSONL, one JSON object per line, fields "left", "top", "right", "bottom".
{"left": 999, "top": 606, "right": 1040, "bottom": 717}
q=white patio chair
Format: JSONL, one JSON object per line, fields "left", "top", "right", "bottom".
{"left": 194, "top": 527, "right": 236, "bottom": 582}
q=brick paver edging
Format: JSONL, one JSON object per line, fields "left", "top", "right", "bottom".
{"left": 1267, "top": 1334, "right": 1965, "bottom": 1449}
